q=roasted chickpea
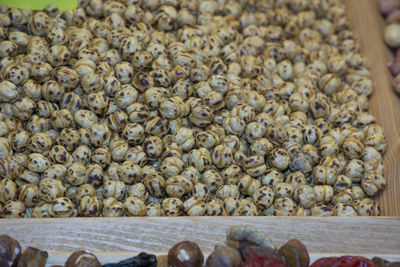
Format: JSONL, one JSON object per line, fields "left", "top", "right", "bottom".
{"left": 103, "top": 180, "right": 126, "bottom": 201}
{"left": 162, "top": 197, "right": 183, "bottom": 216}
{"left": 102, "top": 197, "right": 124, "bottom": 217}
{"left": 78, "top": 195, "right": 102, "bottom": 217}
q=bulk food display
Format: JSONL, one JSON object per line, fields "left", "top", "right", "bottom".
{"left": 0, "top": 0, "right": 387, "bottom": 218}
{"left": 1, "top": 225, "right": 400, "bottom": 266}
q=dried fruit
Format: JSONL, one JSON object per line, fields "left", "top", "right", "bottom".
{"left": 278, "top": 239, "right": 309, "bottom": 267}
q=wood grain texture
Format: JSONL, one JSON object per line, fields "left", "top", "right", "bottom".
{"left": 0, "top": 217, "right": 399, "bottom": 265}
{"left": 346, "top": 0, "right": 400, "bottom": 216}
{"left": 1, "top": 1, "right": 400, "bottom": 266}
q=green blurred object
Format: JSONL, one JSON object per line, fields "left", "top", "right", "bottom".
{"left": 0, "top": 0, "right": 77, "bottom": 10}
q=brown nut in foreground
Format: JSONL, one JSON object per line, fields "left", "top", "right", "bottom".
{"left": 65, "top": 251, "right": 101, "bottom": 267}
{"left": 205, "top": 246, "right": 242, "bottom": 267}
{"left": 0, "top": 235, "right": 21, "bottom": 267}
{"left": 278, "top": 239, "right": 310, "bottom": 267}
{"left": 168, "top": 241, "right": 204, "bottom": 267}
{"left": 17, "top": 247, "right": 48, "bottom": 267}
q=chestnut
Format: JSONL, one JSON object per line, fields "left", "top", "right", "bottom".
{"left": 205, "top": 246, "right": 242, "bottom": 267}
{"left": 168, "top": 241, "right": 204, "bottom": 267}
{"left": 65, "top": 251, "right": 101, "bottom": 267}
{"left": 0, "top": 235, "right": 21, "bottom": 267}
{"left": 17, "top": 247, "right": 48, "bottom": 267}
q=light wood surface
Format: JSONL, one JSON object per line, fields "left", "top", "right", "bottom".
{"left": 346, "top": 0, "right": 400, "bottom": 216}
{"left": 1, "top": 1, "right": 400, "bottom": 266}
{"left": 0, "top": 217, "right": 399, "bottom": 265}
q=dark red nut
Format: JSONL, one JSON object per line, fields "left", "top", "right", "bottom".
{"left": 278, "top": 239, "right": 309, "bottom": 267}
{"left": 205, "top": 246, "right": 242, "bottom": 267}
{"left": 388, "top": 57, "right": 400, "bottom": 76}
{"left": 0, "top": 235, "right": 21, "bottom": 267}
{"left": 17, "top": 247, "right": 48, "bottom": 267}
{"left": 392, "top": 74, "right": 400, "bottom": 93}
{"left": 387, "top": 9, "right": 400, "bottom": 22}
{"left": 168, "top": 241, "right": 204, "bottom": 267}
{"left": 311, "top": 256, "right": 375, "bottom": 267}
{"left": 380, "top": 0, "right": 400, "bottom": 15}
{"left": 242, "top": 256, "right": 286, "bottom": 267}
{"left": 65, "top": 251, "right": 101, "bottom": 267}
{"left": 311, "top": 257, "right": 339, "bottom": 267}
{"left": 240, "top": 244, "right": 283, "bottom": 263}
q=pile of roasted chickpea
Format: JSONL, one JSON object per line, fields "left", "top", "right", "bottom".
{"left": 0, "top": 0, "right": 387, "bottom": 218}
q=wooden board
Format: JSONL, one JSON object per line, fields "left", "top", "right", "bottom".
{"left": 1, "top": 0, "right": 400, "bottom": 266}
{"left": 0, "top": 217, "right": 399, "bottom": 265}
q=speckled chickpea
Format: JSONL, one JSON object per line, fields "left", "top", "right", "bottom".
{"left": 142, "top": 136, "right": 163, "bottom": 160}
{"left": 332, "top": 189, "right": 354, "bottom": 205}
{"left": 78, "top": 195, "right": 102, "bottom": 217}
{"left": 355, "top": 198, "right": 380, "bottom": 216}
{"left": 275, "top": 183, "right": 294, "bottom": 199}
{"left": 48, "top": 45, "right": 70, "bottom": 67}
{"left": 17, "top": 183, "right": 39, "bottom": 208}
{"left": 268, "top": 148, "right": 290, "bottom": 171}
{"left": 223, "top": 196, "right": 242, "bottom": 216}
{"left": 237, "top": 175, "right": 260, "bottom": 196}
{"left": 0, "top": 178, "right": 17, "bottom": 204}
{"left": 26, "top": 153, "right": 50, "bottom": 173}
{"left": 144, "top": 115, "right": 170, "bottom": 137}
{"left": 162, "top": 197, "right": 183, "bottom": 216}
{"left": 334, "top": 203, "right": 358, "bottom": 216}
{"left": 351, "top": 186, "right": 366, "bottom": 200}
{"left": 87, "top": 92, "right": 110, "bottom": 115}
{"left": 183, "top": 196, "right": 206, "bottom": 216}
{"left": 2, "top": 200, "right": 26, "bottom": 218}
{"left": 311, "top": 203, "right": 333, "bottom": 216}
{"left": 31, "top": 201, "right": 51, "bottom": 218}
{"left": 219, "top": 164, "right": 241, "bottom": 185}
{"left": 51, "top": 109, "right": 74, "bottom": 130}
{"left": 4, "top": 64, "right": 29, "bottom": 85}
{"left": 252, "top": 186, "right": 275, "bottom": 210}
{"left": 117, "top": 161, "right": 142, "bottom": 185}
{"left": 216, "top": 184, "right": 240, "bottom": 200}
{"left": 49, "top": 197, "right": 75, "bottom": 218}
{"left": 189, "top": 104, "right": 214, "bottom": 127}
{"left": 125, "top": 145, "right": 148, "bottom": 166}
{"left": 342, "top": 136, "right": 365, "bottom": 159}
{"left": 188, "top": 148, "right": 212, "bottom": 173}
{"left": 66, "top": 163, "right": 87, "bottom": 186}
{"left": 122, "top": 123, "right": 145, "bottom": 145}
{"left": 206, "top": 199, "right": 225, "bottom": 216}
{"left": 193, "top": 183, "right": 210, "bottom": 202}
{"left": 362, "top": 171, "right": 386, "bottom": 197}
{"left": 28, "top": 132, "right": 53, "bottom": 156}
{"left": 0, "top": 80, "right": 19, "bottom": 103}
{"left": 39, "top": 178, "right": 66, "bottom": 202}
{"left": 48, "top": 145, "right": 72, "bottom": 166}
{"left": 103, "top": 180, "right": 126, "bottom": 201}
{"left": 74, "top": 110, "right": 98, "bottom": 128}
{"left": 74, "top": 184, "right": 96, "bottom": 203}
{"left": 333, "top": 175, "right": 352, "bottom": 191}
{"left": 102, "top": 197, "right": 124, "bottom": 217}
{"left": 313, "top": 165, "right": 338, "bottom": 186}
{"left": 294, "top": 185, "right": 317, "bottom": 209}
{"left": 160, "top": 156, "right": 183, "bottom": 178}
{"left": 143, "top": 171, "right": 165, "bottom": 198}
{"left": 126, "top": 103, "right": 149, "bottom": 124}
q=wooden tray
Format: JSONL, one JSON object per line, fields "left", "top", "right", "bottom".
{"left": 1, "top": 0, "right": 400, "bottom": 265}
